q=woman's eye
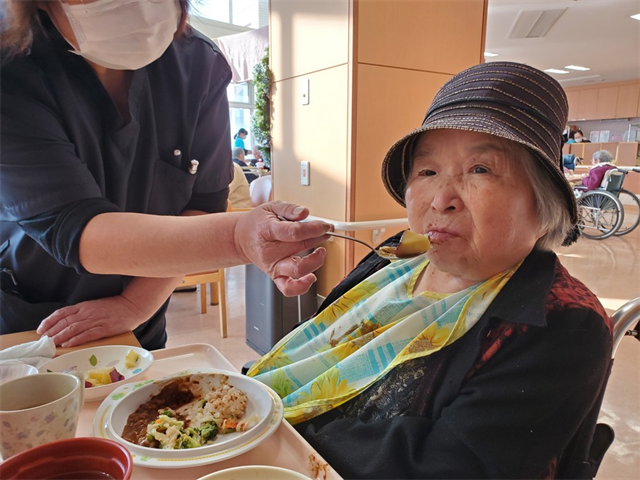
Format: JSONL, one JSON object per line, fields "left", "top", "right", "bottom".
{"left": 417, "top": 169, "right": 436, "bottom": 177}
{"left": 471, "top": 165, "right": 489, "bottom": 174}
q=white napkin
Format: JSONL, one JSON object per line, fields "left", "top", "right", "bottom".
{"left": 0, "top": 335, "right": 56, "bottom": 368}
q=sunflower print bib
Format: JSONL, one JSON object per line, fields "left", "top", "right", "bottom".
{"left": 248, "top": 255, "right": 518, "bottom": 425}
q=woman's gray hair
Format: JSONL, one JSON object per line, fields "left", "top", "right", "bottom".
{"left": 518, "top": 145, "right": 575, "bottom": 251}
{"left": 592, "top": 150, "right": 614, "bottom": 164}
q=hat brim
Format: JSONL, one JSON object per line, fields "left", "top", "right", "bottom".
{"left": 381, "top": 114, "right": 578, "bottom": 226}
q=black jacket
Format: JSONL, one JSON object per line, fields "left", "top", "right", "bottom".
{"left": 298, "top": 235, "right": 612, "bottom": 479}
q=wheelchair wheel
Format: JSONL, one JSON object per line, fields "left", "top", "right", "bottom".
{"left": 614, "top": 189, "right": 640, "bottom": 236}
{"left": 577, "top": 190, "right": 624, "bottom": 239}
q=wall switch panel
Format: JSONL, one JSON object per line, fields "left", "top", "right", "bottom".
{"left": 301, "top": 78, "right": 310, "bottom": 105}
{"left": 301, "top": 161, "right": 310, "bottom": 186}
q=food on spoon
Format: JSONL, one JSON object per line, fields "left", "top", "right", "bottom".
{"left": 124, "top": 349, "right": 140, "bottom": 369}
{"left": 85, "top": 366, "right": 125, "bottom": 387}
{"left": 378, "top": 230, "right": 431, "bottom": 258}
{"left": 122, "top": 374, "right": 255, "bottom": 449}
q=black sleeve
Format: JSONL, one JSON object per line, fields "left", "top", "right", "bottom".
{"left": 299, "top": 308, "right": 612, "bottom": 479}
{"left": 17, "top": 198, "right": 120, "bottom": 274}
{"left": 184, "top": 187, "right": 229, "bottom": 213}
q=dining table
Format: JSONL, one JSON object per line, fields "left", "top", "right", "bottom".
{"left": 0, "top": 331, "right": 341, "bottom": 480}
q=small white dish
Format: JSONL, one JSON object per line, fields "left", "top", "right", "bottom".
{"left": 93, "top": 368, "right": 283, "bottom": 469}
{"left": 0, "top": 362, "right": 38, "bottom": 385}
{"left": 198, "top": 465, "right": 312, "bottom": 480}
{"left": 39, "top": 345, "right": 153, "bottom": 402}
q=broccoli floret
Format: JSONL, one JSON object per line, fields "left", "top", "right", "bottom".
{"left": 178, "top": 433, "right": 201, "bottom": 449}
{"left": 198, "top": 421, "right": 219, "bottom": 443}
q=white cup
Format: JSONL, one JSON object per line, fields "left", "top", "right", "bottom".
{"left": 0, "top": 372, "right": 84, "bottom": 459}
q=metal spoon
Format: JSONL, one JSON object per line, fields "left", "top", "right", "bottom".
{"left": 326, "top": 231, "right": 431, "bottom": 260}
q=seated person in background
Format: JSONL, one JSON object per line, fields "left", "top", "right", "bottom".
{"left": 577, "top": 150, "right": 616, "bottom": 191}
{"left": 250, "top": 144, "right": 263, "bottom": 165}
{"left": 251, "top": 144, "right": 271, "bottom": 171}
{"left": 248, "top": 62, "right": 612, "bottom": 479}
{"left": 228, "top": 162, "right": 252, "bottom": 209}
{"left": 567, "top": 129, "right": 590, "bottom": 143}
{"left": 232, "top": 147, "right": 258, "bottom": 184}
{"left": 562, "top": 153, "right": 576, "bottom": 172}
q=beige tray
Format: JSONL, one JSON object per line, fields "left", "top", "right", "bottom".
{"left": 77, "top": 343, "right": 340, "bottom": 480}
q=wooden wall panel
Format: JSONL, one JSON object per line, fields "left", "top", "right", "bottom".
{"left": 566, "top": 89, "right": 580, "bottom": 122}
{"left": 616, "top": 84, "right": 640, "bottom": 118}
{"left": 270, "top": 0, "right": 350, "bottom": 81}
{"left": 617, "top": 143, "right": 639, "bottom": 195}
{"left": 569, "top": 143, "right": 585, "bottom": 158}
{"left": 353, "top": 64, "right": 451, "bottom": 222}
{"left": 617, "top": 143, "right": 639, "bottom": 166}
{"left": 583, "top": 143, "right": 601, "bottom": 161}
{"left": 564, "top": 80, "right": 640, "bottom": 120}
{"left": 596, "top": 86, "right": 618, "bottom": 120}
{"left": 271, "top": 66, "right": 349, "bottom": 219}
{"left": 357, "top": 0, "right": 485, "bottom": 74}
{"left": 577, "top": 89, "right": 599, "bottom": 120}
{"left": 269, "top": 0, "right": 488, "bottom": 291}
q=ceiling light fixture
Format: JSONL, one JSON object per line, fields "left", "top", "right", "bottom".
{"left": 507, "top": 9, "right": 567, "bottom": 39}
{"left": 484, "top": 52, "right": 499, "bottom": 57}
{"left": 631, "top": 14, "right": 640, "bottom": 21}
{"left": 565, "top": 65, "right": 590, "bottom": 71}
{"left": 544, "top": 68, "right": 569, "bottom": 74}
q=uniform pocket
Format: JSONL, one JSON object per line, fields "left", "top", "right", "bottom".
{"left": 147, "top": 159, "right": 197, "bottom": 215}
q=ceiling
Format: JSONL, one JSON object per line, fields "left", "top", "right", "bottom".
{"left": 485, "top": 0, "right": 640, "bottom": 87}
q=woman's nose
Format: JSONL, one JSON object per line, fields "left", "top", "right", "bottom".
{"left": 430, "top": 179, "right": 464, "bottom": 213}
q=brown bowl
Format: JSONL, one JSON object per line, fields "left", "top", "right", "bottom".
{"left": 0, "top": 437, "right": 132, "bottom": 480}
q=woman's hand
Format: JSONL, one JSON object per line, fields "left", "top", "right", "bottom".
{"left": 36, "top": 295, "right": 146, "bottom": 347}
{"left": 235, "top": 202, "right": 332, "bottom": 296}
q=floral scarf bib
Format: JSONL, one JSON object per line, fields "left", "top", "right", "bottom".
{"left": 248, "top": 255, "right": 518, "bottom": 425}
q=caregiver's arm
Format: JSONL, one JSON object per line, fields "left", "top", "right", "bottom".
{"left": 79, "top": 201, "right": 331, "bottom": 297}
{"left": 37, "top": 275, "right": 182, "bottom": 347}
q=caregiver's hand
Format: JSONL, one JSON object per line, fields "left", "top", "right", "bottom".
{"left": 235, "top": 202, "right": 332, "bottom": 296}
{"left": 36, "top": 295, "right": 144, "bottom": 347}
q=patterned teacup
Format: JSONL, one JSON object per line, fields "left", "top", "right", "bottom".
{"left": 0, "top": 372, "right": 83, "bottom": 459}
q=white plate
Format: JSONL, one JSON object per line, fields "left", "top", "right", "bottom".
{"left": 198, "top": 465, "right": 311, "bottom": 480}
{"left": 39, "top": 345, "right": 153, "bottom": 402}
{"left": 93, "top": 368, "right": 284, "bottom": 469}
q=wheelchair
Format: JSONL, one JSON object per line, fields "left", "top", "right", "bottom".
{"left": 575, "top": 167, "right": 640, "bottom": 239}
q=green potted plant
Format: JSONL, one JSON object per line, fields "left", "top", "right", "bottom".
{"left": 251, "top": 48, "right": 273, "bottom": 169}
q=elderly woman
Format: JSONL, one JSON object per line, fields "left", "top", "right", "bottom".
{"left": 248, "top": 62, "right": 612, "bottom": 479}
{"left": 578, "top": 150, "right": 617, "bottom": 191}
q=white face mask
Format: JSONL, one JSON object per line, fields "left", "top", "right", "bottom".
{"left": 574, "top": 137, "right": 583, "bottom": 143}
{"left": 61, "top": 0, "right": 181, "bottom": 70}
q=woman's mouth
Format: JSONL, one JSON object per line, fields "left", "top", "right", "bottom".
{"left": 427, "top": 228, "right": 458, "bottom": 244}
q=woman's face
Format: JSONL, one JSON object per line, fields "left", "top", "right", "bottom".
{"left": 404, "top": 129, "right": 542, "bottom": 283}
{"left": 573, "top": 133, "right": 583, "bottom": 142}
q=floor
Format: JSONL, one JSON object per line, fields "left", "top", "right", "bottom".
{"left": 165, "top": 227, "right": 640, "bottom": 480}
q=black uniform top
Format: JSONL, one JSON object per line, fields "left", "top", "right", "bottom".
{"left": 0, "top": 15, "right": 233, "bottom": 349}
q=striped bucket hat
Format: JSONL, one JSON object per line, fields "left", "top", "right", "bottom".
{"left": 381, "top": 61, "right": 578, "bottom": 236}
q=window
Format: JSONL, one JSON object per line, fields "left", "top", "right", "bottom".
{"left": 193, "top": 0, "right": 263, "bottom": 29}
{"left": 228, "top": 82, "right": 255, "bottom": 150}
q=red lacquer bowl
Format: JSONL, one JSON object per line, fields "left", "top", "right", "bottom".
{"left": 0, "top": 436, "right": 133, "bottom": 480}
